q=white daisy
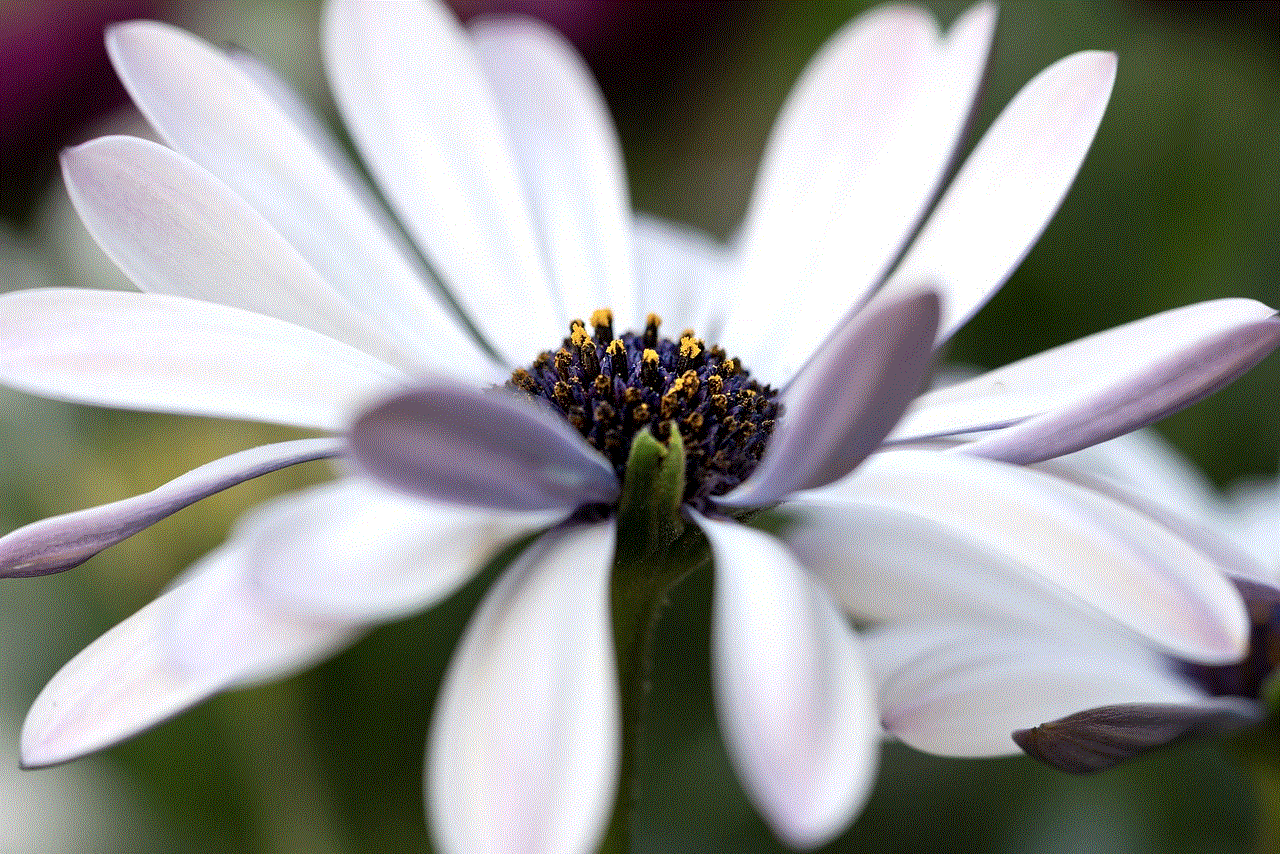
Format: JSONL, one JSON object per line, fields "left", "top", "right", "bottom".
{"left": 0, "top": 2, "right": 1277, "bottom": 851}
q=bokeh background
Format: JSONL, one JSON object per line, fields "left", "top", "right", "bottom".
{"left": 1, "top": 1, "right": 1278, "bottom": 852}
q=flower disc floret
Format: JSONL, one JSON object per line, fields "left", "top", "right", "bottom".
{"left": 509, "top": 309, "right": 780, "bottom": 510}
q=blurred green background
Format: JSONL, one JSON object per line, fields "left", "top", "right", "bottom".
{"left": 1, "top": 1, "right": 1278, "bottom": 852}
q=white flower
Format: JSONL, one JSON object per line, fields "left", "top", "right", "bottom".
{"left": 831, "top": 430, "right": 1279, "bottom": 773}
{"left": 0, "top": 2, "right": 1277, "bottom": 851}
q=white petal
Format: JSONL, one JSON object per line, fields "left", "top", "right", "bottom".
{"left": 698, "top": 515, "right": 878, "bottom": 850}
{"left": 786, "top": 501, "right": 1124, "bottom": 636}
{"left": 106, "top": 21, "right": 498, "bottom": 380}
{"left": 718, "top": 290, "right": 937, "bottom": 508}
{"left": 867, "top": 624, "right": 1227, "bottom": 758}
{"left": 891, "top": 299, "right": 1280, "bottom": 457}
{"left": 62, "top": 136, "right": 412, "bottom": 368}
{"left": 471, "top": 17, "right": 637, "bottom": 330}
{"left": 161, "top": 535, "right": 363, "bottom": 689}
{"left": 872, "top": 51, "right": 1117, "bottom": 343}
{"left": 21, "top": 544, "right": 357, "bottom": 768}
{"left": 0, "top": 438, "right": 343, "bottom": 578}
{"left": 729, "top": 4, "right": 995, "bottom": 378}
{"left": 325, "top": 0, "right": 561, "bottom": 364}
{"left": 249, "top": 478, "right": 560, "bottom": 620}
{"left": 0, "top": 288, "right": 405, "bottom": 431}
{"left": 816, "top": 450, "right": 1248, "bottom": 664}
{"left": 427, "top": 522, "right": 618, "bottom": 854}
{"left": 632, "top": 214, "right": 731, "bottom": 343}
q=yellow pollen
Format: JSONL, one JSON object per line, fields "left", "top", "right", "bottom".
{"left": 590, "top": 308, "right": 614, "bottom": 329}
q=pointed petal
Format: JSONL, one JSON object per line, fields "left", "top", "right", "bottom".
{"left": 867, "top": 624, "right": 1248, "bottom": 758}
{"left": 106, "top": 21, "right": 497, "bottom": 380}
{"left": 718, "top": 290, "right": 938, "bottom": 508}
{"left": 325, "top": 0, "right": 561, "bottom": 363}
{"left": 0, "top": 438, "right": 343, "bottom": 578}
{"left": 427, "top": 522, "right": 618, "bottom": 854}
{"left": 872, "top": 51, "right": 1117, "bottom": 343}
{"left": 632, "top": 214, "right": 731, "bottom": 343}
{"left": 0, "top": 288, "right": 406, "bottom": 430}
{"left": 960, "top": 315, "right": 1280, "bottom": 464}
{"left": 889, "top": 300, "right": 1280, "bottom": 460}
{"left": 62, "top": 136, "right": 411, "bottom": 368}
{"left": 248, "top": 479, "right": 559, "bottom": 620}
{"left": 349, "top": 383, "right": 618, "bottom": 512}
{"left": 816, "top": 450, "right": 1248, "bottom": 664}
{"left": 729, "top": 4, "right": 995, "bottom": 378}
{"left": 470, "top": 17, "right": 637, "bottom": 329}
{"left": 697, "top": 515, "right": 878, "bottom": 849}
{"left": 21, "top": 544, "right": 357, "bottom": 768}
{"left": 1014, "top": 699, "right": 1261, "bottom": 773}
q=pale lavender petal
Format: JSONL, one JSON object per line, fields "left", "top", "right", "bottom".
{"left": 21, "top": 544, "right": 357, "bottom": 768}
{"left": 718, "top": 290, "right": 938, "bottom": 508}
{"left": 1014, "top": 700, "right": 1260, "bottom": 773}
{"left": 729, "top": 4, "right": 995, "bottom": 379}
{"left": 161, "top": 535, "right": 363, "bottom": 689}
{"left": 890, "top": 299, "right": 1280, "bottom": 448}
{"left": 325, "top": 0, "right": 561, "bottom": 364}
{"left": 871, "top": 51, "right": 1117, "bottom": 343}
{"left": 0, "top": 288, "right": 407, "bottom": 430}
{"left": 817, "top": 450, "right": 1248, "bottom": 664}
{"left": 698, "top": 515, "right": 878, "bottom": 849}
{"left": 62, "top": 136, "right": 412, "bottom": 368}
{"left": 470, "top": 17, "right": 637, "bottom": 330}
{"left": 349, "top": 383, "right": 618, "bottom": 512}
{"left": 248, "top": 479, "right": 560, "bottom": 621}
{"left": 427, "top": 522, "right": 618, "bottom": 854}
{"left": 632, "top": 214, "right": 730, "bottom": 343}
{"left": 726, "top": 4, "right": 936, "bottom": 373}
{"left": 960, "top": 315, "right": 1280, "bottom": 464}
{"left": 0, "top": 438, "right": 342, "bottom": 578}
{"left": 106, "top": 21, "right": 498, "bottom": 380}
{"left": 867, "top": 624, "right": 1224, "bottom": 758}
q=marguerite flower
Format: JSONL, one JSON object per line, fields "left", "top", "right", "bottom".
{"left": 1, "top": 1, "right": 1278, "bottom": 851}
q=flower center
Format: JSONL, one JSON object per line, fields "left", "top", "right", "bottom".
{"left": 508, "top": 309, "right": 780, "bottom": 510}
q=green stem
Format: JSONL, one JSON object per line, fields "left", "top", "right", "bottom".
{"left": 598, "top": 530, "right": 710, "bottom": 854}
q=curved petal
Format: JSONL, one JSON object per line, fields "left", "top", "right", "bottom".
{"left": 62, "top": 136, "right": 412, "bottom": 369}
{"left": 248, "top": 478, "right": 560, "bottom": 620}
{"left": 1014, "top": 699, "right": 1261, "bottom": 773}
{"left": 470, "top": 17, "right": 637, "bottom": 330}
{"left": 632, "top": 214, "right": 731, "bottom": 343}
{"left": 871, "top": 51, "right": 1117, "bottom": 343}
{"left": 729, "top": 4, "right": 995, "bottom": 378}
{"left": 959, "top": 315, "right": 1280, "bottom": 464}
{"left": 718, "top": 290, "right": 938, "bottom": 508}
{"left": 21, "top": 543, "right": 358, "bottom": 769}
{"left": 816, "top": 450, "right": 1248, "bottom": 664}
{"left": 697, "top": 514, "right": 878, "bottom": 849}
{"left": 890, "top": 300, "right": 1280, "bottom": 460}
{"left": 427, "top": 522, "right": 618, "bottom": 854}
{"left": 105, "top": 21, "right": 498, "bottom": 380}
{"left": 0, "top": 438, "right": 343, "bottom": 578}
{"left": 349, "top": 383, "right": 619, "bottom": 512}
{"left": 0, "top": 288, "right": 406, "bottom": 430}
{"left": 866, "top": 623, "right": 1252, "bottom": 759}
{"left": 324, "top": 0, "right": 561, "bottom": 364}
